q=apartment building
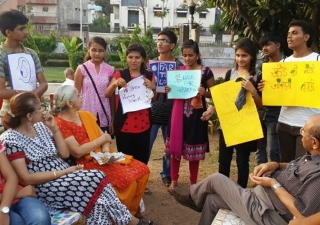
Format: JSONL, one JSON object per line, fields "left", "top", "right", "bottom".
{"left": 0, "top": 0, "right": 103, "bottom": 37}
{"left": 110, "top": 0, "right": 220, "bottom": 33}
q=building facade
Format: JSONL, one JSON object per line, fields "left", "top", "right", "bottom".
{"left": 110, "top": 0, "right": 220, "bottom": 34}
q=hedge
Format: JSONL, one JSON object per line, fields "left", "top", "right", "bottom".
{"left": 48, "top": 53, "right": 68, "bottom": 60}
{"left": 46, "top": 60, "right": 69, "bottom": 67}
{"left": 34, "top": 36, "right": 57, "bottom": 53}
{"left": 106, "top": 53, "right": 120, "bottom": 62}
{"left": 39, "top": 53, "right": 49, "bottom": 65}
{"left": 109, "top": 61, "right": 122, "bottom": 69}
{"left": 70, "top": 51, "right": 86, "bottom": 70}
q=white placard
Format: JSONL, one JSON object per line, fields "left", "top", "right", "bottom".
{"left": 7, "top": 53, "right": 37, "bottom": 91}
{"left": 118, "top": 76, "right": 151, "bottom": 114}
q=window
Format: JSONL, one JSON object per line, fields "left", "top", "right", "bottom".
{"left": 18, "top": 6, "right": 25, "bottom": 12}
{"left": 43, "top": 7, "right": 48, "bottom": 12}
{"left": 199, "top": 13, "right": 206, "bottom": 19}
{"left": 114, "top": 23, "right": 120, "bottom": 28}
{"left": 83, "top": 10, "right": 86, "bottom": 17}
{"left": 177, "top": 13, "right": 187, "bottom": 18}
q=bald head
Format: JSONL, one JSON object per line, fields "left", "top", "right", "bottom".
{"left": 64, "top": 68, "right": 74, "bottom": 80}
{"left": 305, "top": 114, "right": 320, "bottom": 140}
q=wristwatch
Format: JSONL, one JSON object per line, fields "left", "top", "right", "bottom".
{"left": 272, "top": 183, "right": 282, "bottom": 191}
{"left": 1, "top": 206, "right": 9, "bottom": 214}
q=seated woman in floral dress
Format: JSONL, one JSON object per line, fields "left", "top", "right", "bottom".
{"left": 0, "top": 92, "right": 153, "bottom": 225}
{"left": 54, "top": 85, "right": 150, "bottom": 217}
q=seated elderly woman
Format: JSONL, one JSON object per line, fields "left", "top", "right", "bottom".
{"left": 0, "top": 92, "right": 153, "bottom": 225}
{"left": 54, "top": 85, "right": 150, "bottom": 217}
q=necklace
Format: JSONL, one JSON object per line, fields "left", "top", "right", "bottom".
{"left": 59, "top": 113, "right": 80, "bottom": 124}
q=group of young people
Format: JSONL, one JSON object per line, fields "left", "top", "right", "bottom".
{"left": 173, "top": 20, "right": 320, "bottom": 225}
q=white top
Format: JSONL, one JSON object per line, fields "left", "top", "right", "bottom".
{"left": 61, "top": 78, "right": 74, "bottom": 86}
{"left": 278, "top": 52, "right": 320, "bottom": 127}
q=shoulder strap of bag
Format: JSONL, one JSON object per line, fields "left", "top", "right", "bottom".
{"left": 82, "top": 64, "right": 110, "bottom": 125}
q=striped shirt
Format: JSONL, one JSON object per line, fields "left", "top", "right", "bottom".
{"left": 264, "top": 154, "right": 320, "bottom": 221}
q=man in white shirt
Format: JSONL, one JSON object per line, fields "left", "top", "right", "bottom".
{"left": 62, "top": 68, "right": 74, "bottom": 86}
{"left": 276, "top": 20, "right": 320, "bottom": 162}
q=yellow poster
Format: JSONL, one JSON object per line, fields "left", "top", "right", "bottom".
{"left": 262, "top": 61, "right": 320, "bottom": 108}
{"left": 210, "top": 80, "right": 263, "bottom": 147}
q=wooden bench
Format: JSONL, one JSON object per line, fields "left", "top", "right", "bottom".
{"left": 211, "top": 209, "right": 246, "bottom": 225}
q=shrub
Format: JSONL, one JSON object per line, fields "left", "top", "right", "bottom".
{"left": 70, "top": 51, "right": 86, "bottom": 71}
{"left": 39, "top": 52, "right": 49, "bottom": 65}
{"left": 34, "top": 35, "right": 57, "bottom": 53}
{"left": 106, "top": 53, "right": 120, "bottom": 62}
{"left": 48, "top": 53, "right": 68, "bottom": 60}
{"left": 46, "top": 60, "right": 69, "bottom": 67}
{"left": 109, "top": 61, "right": 122, "bottom": 68}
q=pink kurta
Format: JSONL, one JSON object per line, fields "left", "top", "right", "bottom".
{"left": 79, "top": 61, "right": 114, "bottom": 127}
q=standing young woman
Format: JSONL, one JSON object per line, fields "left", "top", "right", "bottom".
{"left": 74, "top": 37, "right": 115, "bottom": 133}
{"left": 165, "top": 39, "right": 215, "bottom": 193}
{"left": 218, "top": 38, "right": 262, "bottom": 188}
{"left": 105, "top": 44, "right": 155, "bottom": 165}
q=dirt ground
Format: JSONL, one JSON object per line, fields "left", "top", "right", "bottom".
{"left": 142, "top": 131, "right": 220, "bottom": 225}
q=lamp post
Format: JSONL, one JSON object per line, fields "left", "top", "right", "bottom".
{"left": 186, "top": 0, "right": 199, "bottom": 42}
{"left": 79, "top": 0, "right": 83, "bottom": 41}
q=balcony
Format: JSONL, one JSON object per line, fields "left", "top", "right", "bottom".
{"left": 28, "top": 0, "right": 57, "bottom": 5}
{"left": 27, "top": 12, "right": 57, "bottom": 24}
{"left": 110, "top": 0, "right": 120, "bottom": 5}
{"left": 30, "top": 16, "right": 57, "bottom": 24}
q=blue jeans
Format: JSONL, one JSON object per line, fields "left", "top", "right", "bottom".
{"left": 10, "top": 197, "right": 51, "bottom": 225}
{"left": 255, "top": 120, "right": 280, "bottom": 164}
{"left": 149, "top": 124, "right": 170, "bottom": 178}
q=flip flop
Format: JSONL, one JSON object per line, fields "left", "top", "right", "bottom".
{"left": 144, "top": 188, "right": 152, "bottom": 195}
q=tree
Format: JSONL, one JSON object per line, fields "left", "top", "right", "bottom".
{"left": 155, "top": 0, "right": 170, "bottom": 30}
{"left": 61, "top": 36, "right": 83, "bottom": 65}
{"left": 89, "top": 16, "right": 110, "bottom": 33}
{"left": 94, "top": 0, "right": 112, "bottom": 16}
{"left": 137, "top": 0, "right": 147, "bottom": 34}
{"left": 202, "top": 0, "right": 320, "bottom": 52}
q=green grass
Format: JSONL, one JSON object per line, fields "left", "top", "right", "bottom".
{"left": 43, "top": 67, "right": 66, "bottom": 83}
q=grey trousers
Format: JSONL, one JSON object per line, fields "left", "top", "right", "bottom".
{"left": 190, "top": 173, "right": 288, "bottom": 225}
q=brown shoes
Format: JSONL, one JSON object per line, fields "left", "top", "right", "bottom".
{"left": 173, "top": 188, "right": 202, "bottom": 212}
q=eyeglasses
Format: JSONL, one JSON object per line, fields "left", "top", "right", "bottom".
{"left": 90, "top": 49, "right": 105, "bottom": 53}
{"left": 300, "top": 127, "right": 313, "bottom": 138}
{"left": 156, "top": 39, "right": 171, "bottom": 44}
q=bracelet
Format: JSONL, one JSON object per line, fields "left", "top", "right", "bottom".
{"left": 52, "top": 129, "right": 60, "bottom": 135}
{"left": 53, "top": 171, "right": 57, "bottom": 179}
{"left": 277, "top": 162, "right": 281, "bottom": 170}
{"left": 252, "top": 91, "right": 257, "bottom": 97}
{"left": 93, "top": 141, "right": 98, "bottom": 147}
{"left": 272, "top": 182, "right": 282, "bottom": 191}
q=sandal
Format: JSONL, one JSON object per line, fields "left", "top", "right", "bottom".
{"left": 137, "top": 219, "right": 154, "bottom": 225}
{"left": 144, "top": 187, "right": 152, "bottom": 195}
{"left": 162, "top": 177, "right": 171, "bottom": 187}
{"left": 167, "top": 186, "right": 174, "bottom": 195}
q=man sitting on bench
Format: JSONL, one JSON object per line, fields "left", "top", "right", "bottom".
{"left": 173, "top": 114, "right": 320, "bottom": 225}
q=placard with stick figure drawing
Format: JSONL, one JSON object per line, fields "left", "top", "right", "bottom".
{"left": 7, "top": 53, "right": 37, "bottom": 91}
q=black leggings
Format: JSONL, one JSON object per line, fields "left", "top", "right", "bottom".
{"left": 115, "top": 129, "right": 150, "bottom": 165}
{"left": 218, "top": 129, "right": 257, "bottom": 188}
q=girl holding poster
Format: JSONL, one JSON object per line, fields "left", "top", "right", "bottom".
{"left": 105, "top": 44, "right": 155, "bottom": 165}
{"left": 164, "top": 39, "right": 215, "bottom": 193}
{"left": 218, "top": 38, "right": 262, "bottom": 188}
